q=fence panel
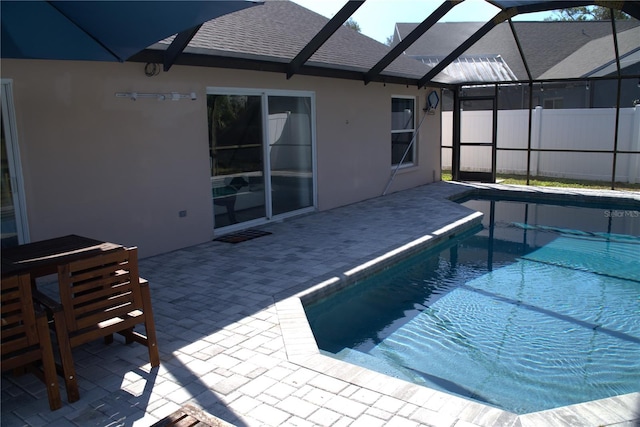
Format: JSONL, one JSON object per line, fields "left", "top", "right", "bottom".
{"left": 539, "top": 109, "right": 616, "bottom": 151}
{"left": 441, "top": 107, "right": 639, "bottom": 183}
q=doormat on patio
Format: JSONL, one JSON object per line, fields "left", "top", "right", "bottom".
{"left": 151, "top": 404, "right": 235, "bottom": 427}
{"left": 213, "top": 229, "right": 272, "bottom": 244}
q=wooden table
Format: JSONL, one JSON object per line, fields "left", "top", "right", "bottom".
{"left": 1, "top": 234, "right": 124, "bottom": 278}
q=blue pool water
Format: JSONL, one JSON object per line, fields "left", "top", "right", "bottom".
{"left": 305, "top": 198, "right": 640, "bottom": 414}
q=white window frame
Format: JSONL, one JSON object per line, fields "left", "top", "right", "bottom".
{"left": 543, "top": 97, "right": 564, "bottom": 109}
{"left": 391, "top": 95, "right": 417, "bottom": 168}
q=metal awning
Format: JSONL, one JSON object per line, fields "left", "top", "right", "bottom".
{"left": 2, "top": 0, "right": 639, "bottom": 88}
{"left": 417, "top": 55, "right": 518, "bottom": 84}
{"left": 1, "top": 1, "right": 261, "bottom": 67}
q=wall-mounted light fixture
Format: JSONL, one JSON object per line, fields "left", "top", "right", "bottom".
{"left": 144, "top": 63, "right": 161, "bottom": 77}
{"left": 115, "top": 92, "right": 197, "bottom": 101}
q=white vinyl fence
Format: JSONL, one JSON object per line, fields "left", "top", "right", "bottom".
{"left": 442, "top": 107, "right": 640, "bottom": 183}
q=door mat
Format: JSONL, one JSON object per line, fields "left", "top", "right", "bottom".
{"left": 152, "top": 404, "right": 235, "bottom": 427}
{"left": 213, "top": 229, "right": 272, "bottom": 244}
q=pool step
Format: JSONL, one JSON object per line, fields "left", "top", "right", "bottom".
{"left": 329, "top": 348, "right": 426, "bottom": 385}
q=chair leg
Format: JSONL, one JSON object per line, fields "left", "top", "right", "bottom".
{"left": 50, "top": 309, "right": 80, "bottom": 403}
{"left": 35, "top": 313, "right": 62, "bottom": 411}
{"left": 139, "top": 280, "right": 160, "bottom": 367}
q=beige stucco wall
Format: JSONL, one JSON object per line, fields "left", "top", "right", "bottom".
{"left": 1, "top": 59, "right": 441, "bottom": 257}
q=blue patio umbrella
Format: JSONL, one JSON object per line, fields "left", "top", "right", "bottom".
{"left": 1, "top": 1, "right": 260, "bottom": 62}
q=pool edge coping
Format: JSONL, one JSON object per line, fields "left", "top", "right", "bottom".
{"left": 276, "top": 184, "right": 640, "bottom": 427}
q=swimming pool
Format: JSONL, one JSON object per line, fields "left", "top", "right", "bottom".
{"left": 304, "top": 197, "right": 640, "bottom": 414}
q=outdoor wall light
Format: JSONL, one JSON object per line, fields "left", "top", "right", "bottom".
{"left": 115, "top": 92, "right": 197, "bottom": 101}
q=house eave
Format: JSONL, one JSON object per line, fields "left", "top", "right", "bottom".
{"left": 129, "top": 48, "right": 450, "bottom": 89}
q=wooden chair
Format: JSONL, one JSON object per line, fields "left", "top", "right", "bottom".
{"left": 1, "top": 273, "right": 62, "bottom": 411}
{"left": 36, "top": 247, "right": 159, "bottom": 402}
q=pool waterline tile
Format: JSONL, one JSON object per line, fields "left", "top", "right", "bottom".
{"left": 295, "top": 211, "right": 484, "bottom": 306}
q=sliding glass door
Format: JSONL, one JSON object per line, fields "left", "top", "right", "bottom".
{"left": 208, "top": 94, "right": 266, "bottom": 227}
{"left": 207, "top": 89, "right": 315, "bottom": 230}
{"left": 268, "top": 96, "right": 313, "bottom": 216}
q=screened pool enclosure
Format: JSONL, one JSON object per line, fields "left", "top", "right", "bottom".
{"left": 414, "top": 3, "right": 640, "bottom": 188}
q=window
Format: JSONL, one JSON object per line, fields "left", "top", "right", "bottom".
{"left": 543, "top": 97, "right": 564, "bottom": 109}
{"left": 391, "top": 96, "right": 416, "bottom": 166}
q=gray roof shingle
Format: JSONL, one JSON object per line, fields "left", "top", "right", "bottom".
{"left": 540, "top": 26, "right": 640, "bottom": 78}
{"left": 148, "top": 2, "right": 639, "bottom": 85}
{"left": 156, "top": 0, "right": 433, "bottom": 81}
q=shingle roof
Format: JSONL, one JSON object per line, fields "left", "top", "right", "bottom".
{"left": 152, "top": 0, "right": 433, "bottom": 82}
{"left": 140, "top": 2, "right": 639, "bottom": 86}
{"left": 395, "top": 20, "right": 640, "bottom": 81}
{"left": 540, "top": 26, "right": 640, "bottom": 78}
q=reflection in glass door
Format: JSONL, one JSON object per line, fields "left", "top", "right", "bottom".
{"left": 207, "top": 90, "right": 315, "bottom": 230}
{"left": 208, "top": 95, "right": 266, "bottom": 227}
{"left": 1, "top": 80, "right": 28, "bottom": 247}
{"left": 268, "top": 96, "right": 313, "bottom": 216}
{"left": 1, "top": 106, "right": 18, "bottom": 247}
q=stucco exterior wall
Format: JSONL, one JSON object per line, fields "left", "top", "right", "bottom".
{"left": 1, "top": 59, "right": 441, "bottom": 257}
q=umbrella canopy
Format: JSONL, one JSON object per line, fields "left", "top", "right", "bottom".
{"left": 1, "top": 0, "right": 259, "bottom": 62}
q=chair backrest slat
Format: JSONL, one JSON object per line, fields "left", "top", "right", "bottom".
{"left": 1, "top": 272, "right": 62, "bottom": 410}
{"left": 1, "top": 335, "right": 32, "bottom": 355}
{"left": 75, "top": 304, "right": 139, "bottom": 331}
{"left": 57, "top": 248, "right": 143, "bottom": 335}
{"left": 1, "top": 274, "right": 40, "bottom": 357}
{"left": 68, "top": 263, "right": 128, "bottom": 284}
{"left": 70, "top": 278, "right": 133, "bottom": 307}
{"left": 74, "top": 293, "right": 135, "bottom": 325}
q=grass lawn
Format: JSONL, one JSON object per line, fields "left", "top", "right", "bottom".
{"left": 441, "top": 171, "right": 640, "bottom": 192}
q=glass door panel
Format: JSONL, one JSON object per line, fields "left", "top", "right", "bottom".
{"left": 208, "top": 95, "right": 266, "bottom": 227}
{"left": 1, "top": 104, "right": 18, "bottom": 248}
{"left": 267, "top": 96, "right": 313, "bottom": 216}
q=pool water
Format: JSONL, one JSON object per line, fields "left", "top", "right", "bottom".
{"left": 304, "top": 198, "right": 640, "bottom": 414}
